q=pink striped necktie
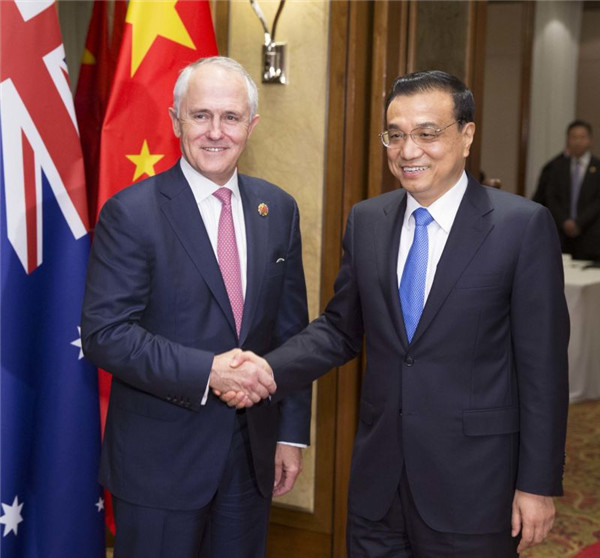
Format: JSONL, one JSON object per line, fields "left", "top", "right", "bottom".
{"left": 213, "top": 187, "right": 244, "bottom": 337}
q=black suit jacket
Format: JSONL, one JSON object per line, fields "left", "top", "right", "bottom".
{"left": 268, "top": 175, "right": 569, "bottom": 534}
{"left": 82, "top": 162, "right": 311, "bottom": 509}
{"left": 544, "top": 152, "right": 600, "bottom": 259}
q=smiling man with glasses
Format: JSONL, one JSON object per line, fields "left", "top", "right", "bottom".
{"left": 224, "top": 69, "right": 569, "bottom": 557}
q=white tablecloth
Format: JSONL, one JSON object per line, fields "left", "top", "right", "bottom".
{"left": 562, "top": 255, "right": 600, "bottom": 402}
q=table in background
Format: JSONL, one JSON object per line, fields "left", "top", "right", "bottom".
{"left": 562, "top": 255, "right": 600, "bottom": 403}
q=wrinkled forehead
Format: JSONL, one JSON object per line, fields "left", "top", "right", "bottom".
{"left": 182, "top": 66, "right": 248, "bottom": 105}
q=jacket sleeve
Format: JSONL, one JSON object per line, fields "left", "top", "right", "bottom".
{"left": 511, "top": 205, "right": 569, "bottom": 495}
{"left": 575, "top": 163, "right": 600, "bottom": 230}
{"left": 268, "top": 206, "right": 364, "bottom": 400}
{"left": 81, "top": 195, "right": 214, "bottom": 411}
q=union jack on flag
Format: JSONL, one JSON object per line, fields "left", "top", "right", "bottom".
{"left": 1, "top": 0, "right": 89, "bottom": 274}
{"left": 1, "top": 1, "right": 105, "bottom": 556}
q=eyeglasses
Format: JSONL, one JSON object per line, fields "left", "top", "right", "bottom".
{"left": 379, "top": 121, "right": 461, "bottom": 148}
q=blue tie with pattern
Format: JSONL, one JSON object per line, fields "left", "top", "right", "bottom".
{"left": 400, "top": 207, "right": 434, "bottom": 342}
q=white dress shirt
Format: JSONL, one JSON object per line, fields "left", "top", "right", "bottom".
{"left": 181, "top": 157, "right": 248, "bottom": 296}
{"left": 397, "top": 171, "right": 468, "bottom": 304}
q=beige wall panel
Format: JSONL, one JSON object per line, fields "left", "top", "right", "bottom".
{"left": 229, "top": 0, "right": 330, "bottom": 513}
{"left": 57, "top": 0, "right": 93, "bottom": 91}
{"left": 577, "top": 8, "right": 600, "bottom": 155}
{"left": 480, "top": 2, "right": 524, "bottom": 194}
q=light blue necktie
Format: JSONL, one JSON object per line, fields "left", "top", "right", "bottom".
{"left": 400, "top": 208, "right": 434, "bottom": 342}
{"left": 570, "top": 159, "right": 583, "bottom": 219}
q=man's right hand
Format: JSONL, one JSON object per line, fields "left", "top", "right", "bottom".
{"left": 212, "top": 351, "right": 274, "bottom": 408}
{"left": 563, "top": 218, "right": 580, "bottom": 238}
{"left": 209, "top": 349, "right": 276, "bottom": 405}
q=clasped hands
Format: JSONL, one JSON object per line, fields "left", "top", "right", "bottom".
{"left": 209, "top": 349, "right": 274, "bottom": 408}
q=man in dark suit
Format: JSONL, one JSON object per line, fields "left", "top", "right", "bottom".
{"left": 81, "top": 57, "right": 311, "bottom": 558}
{"left": 225, "top": 71, "right": 569, "bottom": 557}
{"left": 535, "top": 120, "right": 600, "bottom": 260}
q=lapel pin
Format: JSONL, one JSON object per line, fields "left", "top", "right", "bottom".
{"left": 590, "top": 166, "right": 597, "bottom": 174}
{"left": 257, "top": 203, "right": 269, "bottom": 217}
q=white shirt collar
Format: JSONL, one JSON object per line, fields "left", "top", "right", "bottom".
{"left": 179, "top": 157, "right": 240, "bottom": 203}
{"left": 404, "top": 171, "right": 468, "bottom": 234}
{"left": 572, "top": 151, "right": 591, "bottom": 168}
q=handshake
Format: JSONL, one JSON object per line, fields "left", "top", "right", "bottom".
{"left": 209, "top": 349, "right": 275, "bottom": 409}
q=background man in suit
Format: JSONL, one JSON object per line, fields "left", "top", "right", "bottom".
{"left": 81, "top": 56, "right": 311, "bottom": 558}
{"left": 226, "top": 71, "right": 569, "bottom": 557}
{"left": 534, "top": 120, "right": 600, "bottom": 260}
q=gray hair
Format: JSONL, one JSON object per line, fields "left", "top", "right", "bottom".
{"left": 172, "top": 56, "right": 259, "bottom": 120}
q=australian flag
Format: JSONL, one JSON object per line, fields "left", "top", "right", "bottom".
{"left": 1, "top": 1, "right": 105, "bottom": 556}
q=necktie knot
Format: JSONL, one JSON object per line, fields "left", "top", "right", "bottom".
{"left": 413, "top": 207, "right": 433, "bottom": 228}
{"left": 213, "top": 187, "right": 232, "bottom": 207}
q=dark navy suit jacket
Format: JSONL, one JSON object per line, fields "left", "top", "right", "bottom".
{"left": 268, "top": 175, "right": 569, "bottom": 534}
{"left": 544, "top": 153, "right": 600, "bottom": 260}
{"left": 82, "top": 162, "right": 311, "bottom": 510}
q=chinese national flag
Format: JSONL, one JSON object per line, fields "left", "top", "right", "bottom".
{"left": 98, "top": 0, "right": 218, "bottom": 215}
{"left": 95, "top": 0, "right": 218, "bottom": 535}
{"left": 75, "top": 0, "right": 126, "bottom": 226}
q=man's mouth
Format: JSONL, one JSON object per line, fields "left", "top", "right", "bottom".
{"left": 402, "top": 166, "right": 428, "bottom": 174}
{"left": 203, "top": 147, "right": 227, "bottom": 152}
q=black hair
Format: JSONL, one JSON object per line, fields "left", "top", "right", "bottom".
{"left": 385, "top": 70, "right": 475, "bottom": 128}
{"left": 567, "top": 120, "right": 592, "bottom": 136}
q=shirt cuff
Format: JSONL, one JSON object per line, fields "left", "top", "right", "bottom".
{"left": 201, "top": 373, "right": 211, "bottom": 406}
{"left": 277, "top": 441, "right": 308, "bottom": 448}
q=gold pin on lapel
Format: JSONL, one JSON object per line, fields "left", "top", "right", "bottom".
{"left": 257, "top": 203, "right": 269, "bottom": 216}
{"left": 590, "top": 166, "right": 597, "bottom": 174}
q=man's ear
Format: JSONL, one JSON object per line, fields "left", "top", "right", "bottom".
{"left": 169, "top": 107, "right": 181, "bottom": 138}
{"left": 247, "top": 114, "right": 260, "bottom": 138}
{"left": 462, "top": 122, "right": 476, "bottom": 158}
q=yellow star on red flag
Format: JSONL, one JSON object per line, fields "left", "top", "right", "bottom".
{"left": 126, "top": 0, "right": 196, "bottom": 77}
{"left": 81, "top": 47, "right": 96, "bottom": 66}
{"left": 126, "top": 139, "right": 165, "bottom": 181}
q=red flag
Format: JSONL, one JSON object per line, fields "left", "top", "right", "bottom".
{"left": 98, "top": 0, "right": 218, "bottom": 215}
{"left": 95, "top": 0, "right": 218, "bottom": 535}
{"left": 75, "top": 0, "right": 126, "bottom": 226}
{"left": 74, "top": 1, "right": 127, "bottom": 535}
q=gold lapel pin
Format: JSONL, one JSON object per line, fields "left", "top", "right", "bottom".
{"left": 257, "top": 203, "right": 269, "bottom": 216}
{"left": 590, "top": 166, "right": 597, "bottom": 174}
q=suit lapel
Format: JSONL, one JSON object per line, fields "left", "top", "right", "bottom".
{"left": 158, "top": 164, "right": 237, "bottom": 336}
{"left": 581, "top": 156, "right": 599, "bottom": 195}
{"left": 374, "top": 190, "right": 409, "bottom": 346}
{"left": 238, "top": 175, "right": 269, "bottom": 345}
{"left": 410, "top": 179, "right": 494, "bottom": 344}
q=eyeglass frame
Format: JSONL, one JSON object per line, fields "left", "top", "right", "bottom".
{"left": 378, "top": 120, "right": 463, "bottom": 148}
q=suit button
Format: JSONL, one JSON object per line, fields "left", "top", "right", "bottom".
{"left": 404, "top": 355, "right": 414, "bottom": 366}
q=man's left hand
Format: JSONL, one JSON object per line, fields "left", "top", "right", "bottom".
{"left": 273, "top": 444, "right": 303, "bottom": 497}
{"left": 511, "top": 489, "right": 556, "bottom": 552}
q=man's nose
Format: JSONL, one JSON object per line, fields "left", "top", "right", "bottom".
{"left": 207, "top": 117, "right": 224, "bottom": 139}
{"left": 399, "top": 135, "right": 423, "bottom": 159}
